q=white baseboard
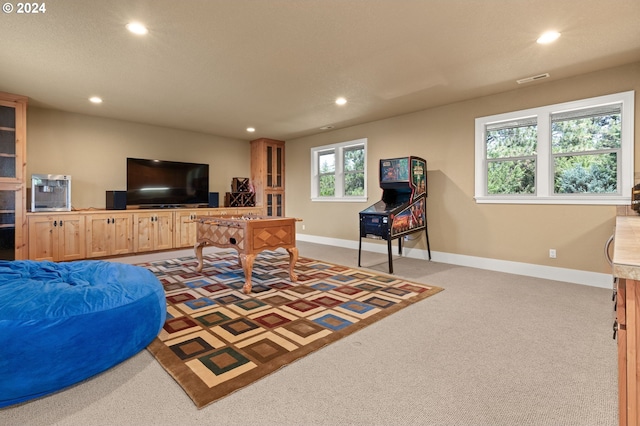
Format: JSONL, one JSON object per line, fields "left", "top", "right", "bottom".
{"left": 296, "top": 233, "right": 613, "bottom": 289}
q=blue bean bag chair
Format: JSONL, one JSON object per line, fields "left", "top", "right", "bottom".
{"left": 0, "top": 260, "right": 166, "bottom": 408}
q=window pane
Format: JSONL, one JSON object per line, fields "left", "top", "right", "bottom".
{"left": 319, "top": 174, "right": 335, "bottom": 196}
{"left": 344, "top": 172, "right": 364, "bottom": 196}
{"left": 487, "top": 159, "right": 535, "bottom": 194}
{"left": 552, "top": 110, "right": 621, "bottom": 154}
{"left": 486, "top": 120, "right": 537, "bottom": 159}
{"left": 319, "top": 151, "right": 335, "bottom": 173}
{"left": 554, "top": 153, "right": 617, "bottom": 194}
{"left": 344, "top": 146, "right": 364, "bottom": 172}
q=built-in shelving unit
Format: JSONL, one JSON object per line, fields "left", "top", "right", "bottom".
{"left": 0, "top": 92, "right": 28, "bottom": 260}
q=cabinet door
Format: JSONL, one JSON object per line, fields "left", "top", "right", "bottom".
{"left": 134, "top": 213, "right": 154, "bottom": 252}
{"left": 266, "top": 191, "right": 284, "bottom": 217}
{"left": 57, "top": 215, "right": 85, "bottom": 261}
{"left": 86, "top": 213, "right": 133, "bottom": 258}
{"left": 0, "top": 186, "right": 20, "bottom": 260}
{"left": 266, "top": 142, "right": 284, "bottom": 190}
{"left": 175, "top": 211, "right": 199, "bottom": 248}
{"left": 0, "top": 100, "right": 21, "bottom": 182}
{"left": 28, "top": 215, "right": 56, "bottom": 261}
{"left": 86, "top": 214, "right": 112, "bottom": 258}
{"left": 134, "top": 211, "right": 173, "bottom": 252}
{"left": 111, "top": 213, "right": 133, "bottom": 255}
{"left": 154, "top": 211, "right": 174, "bottom": 250}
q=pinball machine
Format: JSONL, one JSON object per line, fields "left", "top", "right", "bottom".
{"left": 358, "top": 156, "right": 431, "bottom": 273}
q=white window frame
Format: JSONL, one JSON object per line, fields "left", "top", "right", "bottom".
{"left": 311, "top": 138, "right": 368, "bottom": 202}
{"left": 474, "top": 91, "right": 635, "bottom": 205}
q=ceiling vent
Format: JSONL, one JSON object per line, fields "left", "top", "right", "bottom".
{"left": 516, "top": 73, "right": 550, "bottom": 84}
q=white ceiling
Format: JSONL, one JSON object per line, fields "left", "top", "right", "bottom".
{"left": 1, "top": 0, "right": 639, "bottom": 141}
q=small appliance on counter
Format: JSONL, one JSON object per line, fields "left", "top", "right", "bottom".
{"left": 31, "top": 174, "right": 71, "bottom": 212}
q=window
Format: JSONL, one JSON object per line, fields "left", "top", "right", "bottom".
{"left": 311, "top": 138, "right": 367, "bottom": 201}
{"left": 475, "top": 91, "right": 634, "bottom": 204}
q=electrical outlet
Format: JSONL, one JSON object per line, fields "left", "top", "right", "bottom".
{"left": 549, "top": 249, "right": 557, "bottom": 259}
{"left": 302, "top": 224, "right": 306, "bottom": 230}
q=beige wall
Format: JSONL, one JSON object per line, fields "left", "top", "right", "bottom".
{"left": 285, "top": 62, "right": 640, "bottom": 275}
{"left": 24, "top": 62, "right": 639, "bottom": 275}
{"left": 26, "top": 108, "right": 250, "bottom": 209}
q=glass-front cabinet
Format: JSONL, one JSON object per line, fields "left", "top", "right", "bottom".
{"left": 251, "top": 138, "right": 285, "bottom": 217}
{"left": 0, "top": 92, "right": 27, "bottom": 260}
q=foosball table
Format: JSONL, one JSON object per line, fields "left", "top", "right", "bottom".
{"left": 194, "top": 215, "right": 299, "bottom": 294}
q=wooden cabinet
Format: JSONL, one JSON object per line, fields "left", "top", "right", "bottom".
{"left": 615, "top": 277, "right": 640, "bottom": 426}
{"left": 613, "top": 216, "right": 640, "bottom": 426}
{"left": 251, "top": 138, "right": 285, "bottom": 216}
{"left": 133, "top": 211, "right": 174, "bottom": 252}
{"left": 86, "top": 213, "right": 133, "bottom": 258}
{"left": 0, "top": 92, "right": 28, "bottom": 260}
{"left": 28, "top": 214, "right": 85, "bottom": 261}
{"left": 25, "top": 207, "right": 267, "bottom": 260}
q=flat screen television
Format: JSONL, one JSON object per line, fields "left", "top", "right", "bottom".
{"left": 126, "top": 158, "right": 209, "bottom": 208}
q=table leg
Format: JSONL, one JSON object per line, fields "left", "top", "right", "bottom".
{"left": 239, "top": 253, "right": 255, "bottom": 294}
{"left": 194, "top": 241, "right": 206, "bottom": 272}
{"left": 286, "top": 247, "right": 299, "bottom": 282}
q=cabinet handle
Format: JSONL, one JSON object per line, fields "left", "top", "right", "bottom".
{"left": 60, "top": 220, "right": 63, "bottom": 226}
{"left": 53, "top": 220, "right": 57, "bottom": 227}
{"left": 605, "top": 234, "right": 614, "bottom": 266}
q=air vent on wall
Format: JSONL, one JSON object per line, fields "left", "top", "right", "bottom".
{"left": 516, "top": 73, "right": 550, "bottom": 84}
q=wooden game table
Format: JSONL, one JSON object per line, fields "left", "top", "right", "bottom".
{"left": 194, "top": 215, "right": 299, "bottom": 294}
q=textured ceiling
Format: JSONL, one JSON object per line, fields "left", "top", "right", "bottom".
{"left": 1, "top": 0, "right": 639, "bottom": 141}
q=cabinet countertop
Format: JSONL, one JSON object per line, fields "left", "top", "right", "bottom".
{"left": 613, "top": 216, "right": 640, "bottom": 280}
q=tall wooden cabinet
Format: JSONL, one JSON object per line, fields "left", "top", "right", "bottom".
{"left": 0, "top": 92, "right": 28, "bottom": 260}
{"left": 251, "top": 138, "right": 285, "bottom": 217}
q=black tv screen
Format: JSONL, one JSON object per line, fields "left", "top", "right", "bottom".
{"left": 126, "top": 158, "right": 209, "bottom": 208}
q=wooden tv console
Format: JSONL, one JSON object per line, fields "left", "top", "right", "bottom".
{"left": 25, "top": 206, "right": 264, "bottom": 262}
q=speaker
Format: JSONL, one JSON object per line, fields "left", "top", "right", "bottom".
{"left": 208, "top": 192, "right": 219, "bottom": 208}
{"left": 106, "top": 191, "right": 127, "bottom": 210}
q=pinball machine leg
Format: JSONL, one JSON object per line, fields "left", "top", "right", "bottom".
{"left": 358, "top": 236, "right": 362, "bottom": 267}
{"left": 387, "top": 238, "right": 393, "bottom": 274}
{"left": 425, "top": 227, "right": 432, "bottom": 260}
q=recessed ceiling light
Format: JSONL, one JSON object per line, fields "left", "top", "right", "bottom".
{"left": 335, "top": 97, "right": 347, "bottom": 105}
{"left": 89, "top": 96, "right": 103, "bottom": 104}
{"left": 537, "top": 31, "right": 560, "bottom": 44}
{"left": 320, "top": 125, "right": 334, "bottom": 130}
{"left": 246, "top": 127, "right": 255, "bottom": 133}
{"left": 126, "top": 22, "right": 148, "bottom": 35}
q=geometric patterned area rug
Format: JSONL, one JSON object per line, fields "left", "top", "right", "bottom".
{"left": 141, "top": 250, "right": 443, "bottom": 409}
